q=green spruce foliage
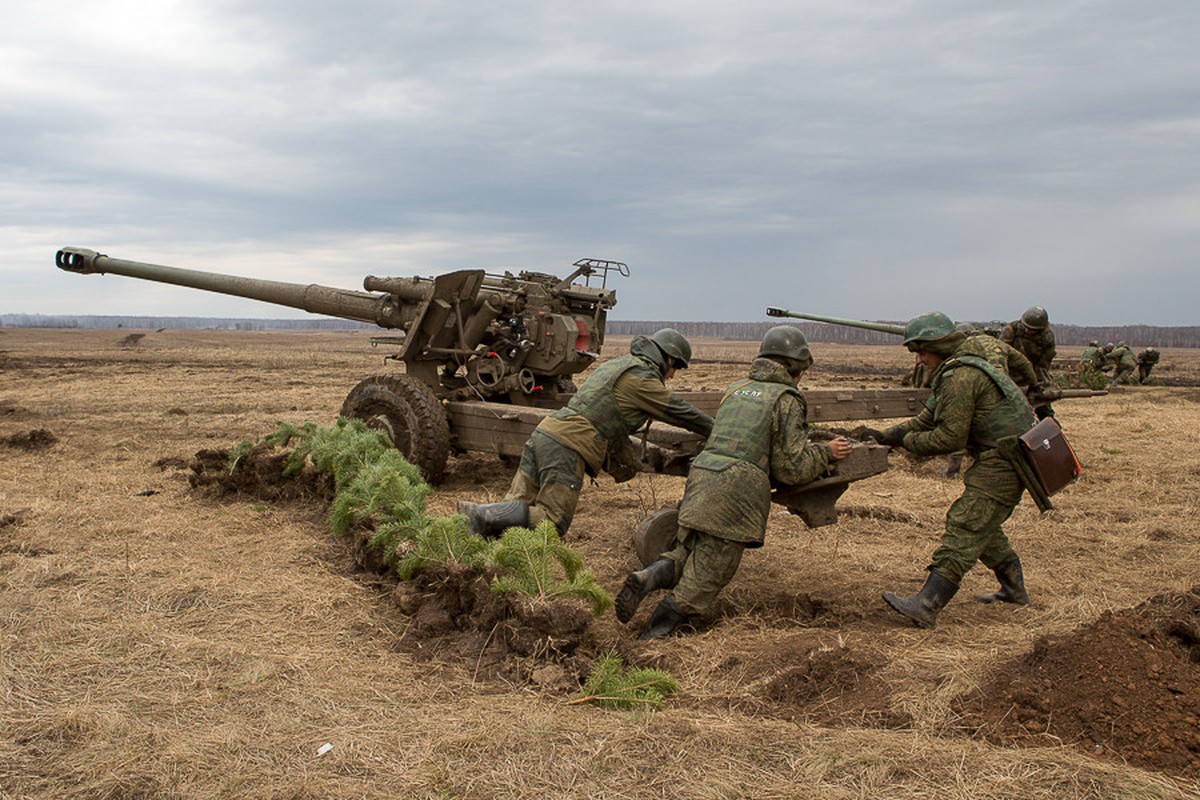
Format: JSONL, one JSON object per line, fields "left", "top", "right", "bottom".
{"left": 394, "top": 515, "right": 493, "bottom": 579}
{"left": 225, "top": 439, "right": 255, "bottom": 473}
{"left": 236, "top": 419, "right": 612, "bottom": 615}
{"left": 573, "top": 652, "right": 679, "bottom": 710}
{"left": 491, "top": 521, "right": 614, "bottom": 616}
{"left": 329, "top": 453, "right": 431, "bottom": 538}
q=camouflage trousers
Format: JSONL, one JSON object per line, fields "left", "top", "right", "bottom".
{"left": 661, "top": 526, "right": 746, "bottom": 616}
{"left": 504, "top": 430, "right": 585, "bottom": 535}
{"left": 1113, "top": 367, "right": 1137, "bottom": 385}
{"left": 929, "top": 485, "right": 1019, "bottom": 583}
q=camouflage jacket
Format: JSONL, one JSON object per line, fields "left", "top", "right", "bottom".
{"left": 538, "top": 335, "right": 713, "bottom": 474}
{"left": 1000, "top": 321, "right": 1057, "bottom": 382}
{"left": 960, "top": 333, "right": 1039, "bottom": 388}
{"left": 1080, "top": 344, "right": 1104, "bottom": 367}
{"left": 882, "top": 346, "right": 1036, "bottom": 504}
{"left": 1112, "top": 346, "right": 1137, "bottom": 372}
{"left": 678, "top": 358, "right": 832, "bottom": 546}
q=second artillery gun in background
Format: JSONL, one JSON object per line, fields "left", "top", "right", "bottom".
{"left": 764, "top": 307, "right": 1107, "bottom": 405}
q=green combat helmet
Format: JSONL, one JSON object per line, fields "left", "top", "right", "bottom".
{"left": 1021, "top": 305, "right": 1049, "bottom": 331}
{"left": 902, "top": 311, "right": 956, "bottom": 349}
{"left": 759, "top": 325, "right": 813, "bottom": 373}
{"left": 650, "top": 328, "right": 693, "bottom": 368}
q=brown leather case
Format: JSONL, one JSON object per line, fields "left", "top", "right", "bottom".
{"left": 1018, "top": 417, "right": 1081, "bottom": 496}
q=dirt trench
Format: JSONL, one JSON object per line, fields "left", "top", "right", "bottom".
{"left": 954, "top": 587, "right": 1200, "bottom": 778}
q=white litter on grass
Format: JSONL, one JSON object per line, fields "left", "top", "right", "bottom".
{"left": 316, "top": 742, "right": 334, "bottom": 757}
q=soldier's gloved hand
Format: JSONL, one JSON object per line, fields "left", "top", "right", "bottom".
{"left": 857, "top": 428, "right": 886, "bottom": 444}
{"left": 859, "top": 428, "right": 904, "bottom": 447}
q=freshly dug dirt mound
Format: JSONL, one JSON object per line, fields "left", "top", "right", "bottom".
{"left": 955, "top": 587, "right": 1200, "bottom": 779}
{"left": 392, "top": 564, "right": 597, "bottom": 688}
{"left": 0, "top": 429, "right": 57, "bottom": 451}
{"left": 653, "top": 629, "right": 898, "bottom": 727}
{"left": 187, "top": 445, "right": 334, "bottom": 502}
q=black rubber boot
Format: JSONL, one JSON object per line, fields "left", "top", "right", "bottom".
{"left": 615, "top": 557, "right": 677, "bottom": 624}
{"left": 457, "top": 500, "right": 530, "bottom": 539}
{"left": 977, "top": 555, "right": 1030, "bottom": 605}
{"left": 639, "top": 595, "right": 689, "bottom": 640}
{"left": 883, "top": 572, "right": 959, "bottom": 629}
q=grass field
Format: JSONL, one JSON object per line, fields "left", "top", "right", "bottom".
{"left": 2, "top": 327, "right": 1198, "bottom": 799}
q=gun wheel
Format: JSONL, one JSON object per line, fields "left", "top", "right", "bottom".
{"left": 339, "top": 375, "right": 450, "bottom": 484}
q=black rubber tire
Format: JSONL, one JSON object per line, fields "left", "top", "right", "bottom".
{"left": 339, "top": 375, "right": 451, "bottom": 484}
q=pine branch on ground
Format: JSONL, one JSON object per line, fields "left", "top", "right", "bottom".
{"left": 571, "top": 651, "right": 679, "bottom": 710}
{"left": 261, "top": 420, "right": 320, "bottom": 477}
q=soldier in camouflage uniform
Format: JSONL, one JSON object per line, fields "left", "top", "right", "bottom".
{"left": 999, "top": 305, "right": 1057, "bottom": 419}
{"left": 614, "top": 326, "right": 852, "bottom": 639}
{"left": 1099, "top": 342, "right": 1116, "bottom": 375}
{"left": 459, "top": 329, "right": 714, "bottom": 538}
{"left": 940, "top": 324, "right": 1039, "bottom": 478}
{"left": 1080, "top": 341, "right": 1104, "bottom": 369}
{"left": 1137, "top": 347, "right": 1161, "bottom": 384}
{"left": 1109, "top": 342, "right": 1138, "bottom": 386}
{"left": 863, "top": 312, "right": 1038, "bottom": 629}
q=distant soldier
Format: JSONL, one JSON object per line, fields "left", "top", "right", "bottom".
{"left": 1080, "top": 341, "right": 1104, "bottom": 370}
{"left": 1100, "top": 342, "right": 1115, "bottom": 372}
{"left": 863, "top": 312, "right": 1038, "bottom": 629}
{"left": 1137, "top": 347, "right": 1161, "bottom": 384}
{"left": 614, "top": 326, "right": 852, "bottom": 639}
{"left": 459, "top": 329, "right": 713, "bottom": 538}
{"left": 1110, "top": 342, "right": 1138, "bottom": 386}
{"left": 1077, "top": 341, "right": 1107, "bottom": 385}
{"left": 999, "top": 305, "right": 1057, "bottom": 419}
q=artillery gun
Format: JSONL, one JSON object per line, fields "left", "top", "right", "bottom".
{"left": 56, "top": 247, "right": 625, "bottom": 482}
{"left": 53, "top": 248, "right": 896, "bottom": 527}
{"left": 764, "top": 306, "right": 1107, "bottom": 404}
{"left": 765, "top": 308, "right": 906, "bottom": 337}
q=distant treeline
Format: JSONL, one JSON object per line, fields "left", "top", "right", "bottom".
{"left": 609, "top": 320, "right": 1200, "bottom": 349}
{"left": 0, "top": 315, "right": 373, "bottom": 332}
{"left": 2, "top": 314, "right": 1196, "bottom": 348}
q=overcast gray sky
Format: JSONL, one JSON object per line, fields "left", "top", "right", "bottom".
{"left": 5, "top": 1, "right": 1198, "bottom": 325}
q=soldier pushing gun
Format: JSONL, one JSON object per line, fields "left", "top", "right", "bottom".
{"left": 861, "top": 312, "right": 1041, "bottom": 629}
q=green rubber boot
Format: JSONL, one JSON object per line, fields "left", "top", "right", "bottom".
{"left": 457, "top": 500, "right": 530, "bottom": 539}
{"left": 977, "top": 555, "right": 1030, "bottom": 605}
{"left": 639, "top": 595, "right": 689, "bottom": 640}
{"left": 883, "top": 572, "right": 959, "bottom": 629}
{"left": 615, "top": 557, "right": 677, "bottom": 624}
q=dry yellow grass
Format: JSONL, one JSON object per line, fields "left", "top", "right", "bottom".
{"left": 1, "top": 328, "right": 1198, "bottom": 799}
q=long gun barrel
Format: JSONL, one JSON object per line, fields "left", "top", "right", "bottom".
{"left": 56, "top": 247, "right": 426, "bottom": 328}
{"left": 1028, "top": 387, "right": 1108, "bottom": 402}
{"left": 765, "top": 307, "right": 906, "bottom": 336}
